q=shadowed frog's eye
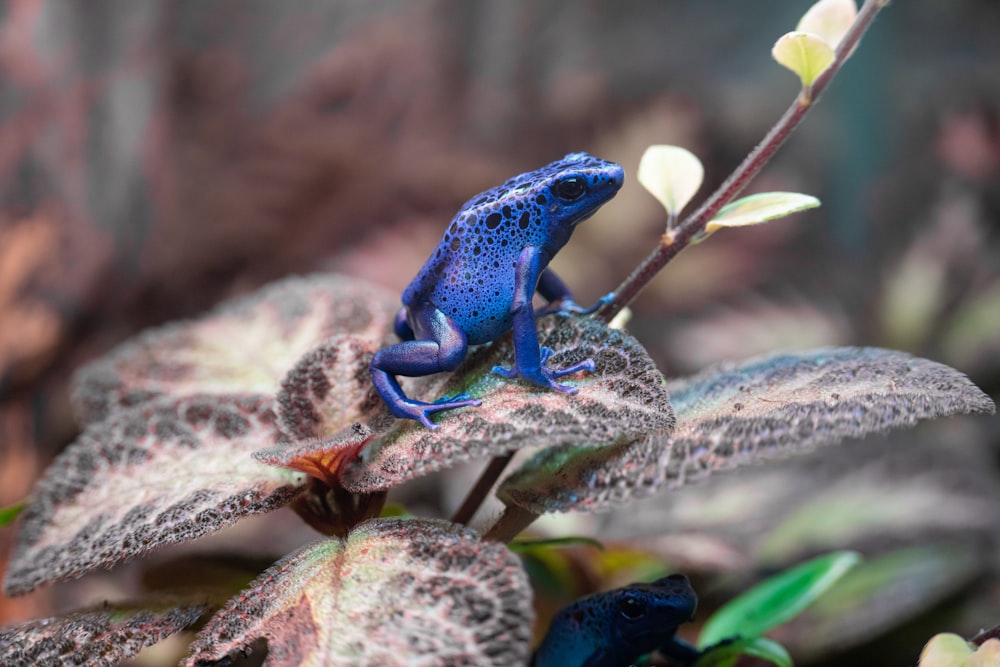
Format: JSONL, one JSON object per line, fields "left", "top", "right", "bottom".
{"left": 617, "top": 594, "right": 647, "bottom": 620}
{"left": 554, "top": 176, "right": 587, "bottom": 201}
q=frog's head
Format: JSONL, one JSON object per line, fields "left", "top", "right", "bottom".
{"left": 535, "top": 152, "right": 624, "bottom": 230}
{"left": 606, "top": 573, "right": 697, "bottom": 654}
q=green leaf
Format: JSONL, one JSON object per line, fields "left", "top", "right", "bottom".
{"left": 0, "top": 499, "right": 27, "bottom": 528}
{"left": 699, "top": 551, "right": 861, "bottom": 648}
{"left": 185, "top": 518, "right": 533, "bottom": 666}
{"left": 772, "top": 31, "right": 835, "bottom": 87}
{"left": 4, "top": 395, "right": 306, "bottom": 596}
{"left": 637, "top": 145, "right": 704, "bottom": 219}
{"left": 695, "top": 637, "right": 793, "bottom": 667}
{"left": 706, "top": 192, "right": 819, "bottom": 233}
{"left": 802, "top": 545, "right": 981, "bottom": 650}
{"left": 797, "top": 0, "right": 857, "bottom": 49}
{"left": 378, "top": 502, "right": 413, "bottom": 518}
{"left": 0, "top": 602, "right": 205, "bottom": 667}
{"left": 508, "top": 535, "right": 605, "bottom": 554}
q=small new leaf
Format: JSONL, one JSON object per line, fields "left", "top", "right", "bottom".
{"left": 0, "top": 602, "right": 205, "bottom": 667}
{"left": 772, "top": 31, "right": 835, "bottom": 88}
{"left": 185, "top": 518, "right": 533, "bottom": 666}
{"left": 919, "top": 633, "right": 975, "bottom": 666}
{"left": 341, "top": 317, "right": 674, "bottom": 493}
{"left": 706, "top": 192, "right": 820, "bottom": 233}
{"left": 698, "top": 551, "right": 861, "bottom": 648}
{"left": 4, "top": 395, "right": 306, "bottom": 596}
{"left": 798, "top": 0, "right": 857, "bottom": 49}
{"left": 637, "top": 145, "right": 704, "bottom": 220}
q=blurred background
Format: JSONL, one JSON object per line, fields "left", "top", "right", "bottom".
{"left": 0, "top": 1, "right": 998, "bottom": 665}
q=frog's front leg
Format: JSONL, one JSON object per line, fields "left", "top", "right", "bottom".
{"left": 370, "top": 305, "right": 481, "bottom": 429}
{"left": 492, "top": 246, "right": 596, "bottom": 393}
{"left": 535, "top": 268, "right": 614, "bottom": 317}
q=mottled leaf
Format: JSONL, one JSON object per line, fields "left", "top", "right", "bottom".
{"left": 4, "top": 395, "right": 306, "bottom": 596}
{"left": 72, "top": 274, "right": 397, "bottom": 424}
{"left": 772, "top": 31, "right": 835, "bottom": 87}
{"left": 0, "top": 602, "right": 205, "bottom": 667}
{"left": 698, "top": 551, "right": 860, "bottom": 648}
{"left": 341, "top": 317, "right": 674, "bottom": 493}
{"left": 498, "top": 347, "right": 995, "bottom": 513}
{"left": 185, "top": 518, "right": 533, "bottom": 667}
{"left": 254, "top": 423, "right": 374, "bottom": 488}
{"left": 276, "top": 334, "right": 383, "bottom": 441}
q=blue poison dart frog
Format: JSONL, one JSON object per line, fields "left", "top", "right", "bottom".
{"left": 533, "top": 574, "right": 700, "bottom": 667}
{"left": 370, "top": 152, "right": 625, "bottom": 429}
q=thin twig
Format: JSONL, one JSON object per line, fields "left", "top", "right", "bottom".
{"left": 483, "top": 505, "right": 540, "bottom": 543}
{"left": 596, "top": 0, "right": 888, "bottom": 323}
{"left": 451, "top": 452, "right": 515, "bottom": 525}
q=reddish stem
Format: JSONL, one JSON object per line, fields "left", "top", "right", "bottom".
{"left": 596, "top": 0, "right": 888, "bottom": 323}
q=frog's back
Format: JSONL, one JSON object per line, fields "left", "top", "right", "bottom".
{"left": 403, "top": 153, "right": 623, "bottom": 345}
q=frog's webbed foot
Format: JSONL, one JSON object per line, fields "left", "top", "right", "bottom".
{"left": 390, "top": 395, "right": 482, "bottom": 430}
{"left": 492, "top": 346, "right": 596, "bottom": 394}
{"left": 536, "top": 292, "right": 615, "bottom": 318}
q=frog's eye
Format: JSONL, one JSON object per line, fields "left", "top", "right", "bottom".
{"left": 554, "top": 176, "right": 587, "bottom": 201}
{"left": 617, "top": 594, "right": 647, "bottom": 621}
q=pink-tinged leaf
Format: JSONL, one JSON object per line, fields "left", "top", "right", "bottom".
{"left": 276, "top": 335, "right": 384, "bottom": 442}
{"left": 4, "top": 395, "right": 306, "bottom": 596}
{"left": 498, "top": 348, "right": 995, "bottom": 513}
{"left": 340, "top": 317, "right": 675, "bottom": 493}
{"left": 0, "top": 602, "right": 205, "bottom": 667}
{"left": 254, "top": 423, "right": 375, "bottom": 488}
{"left": 72, "top": 274, "right": 398, "bottom": 425}
{"left": 185, "top": 518, "right": 533, "bottom": 667}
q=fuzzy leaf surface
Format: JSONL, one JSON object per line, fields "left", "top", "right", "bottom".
{"left": 72, "top": 274, "right": 397, "bottom": 424}
{"left": 185, "top": 518, "right": 533, "bottom": 667}
{"left": 4, "top": 395, "right": 305, "bottom": 595}
{"left": 276, "top": 334, "right": 383, "bottom": 442}
{"left": 498, "top": 347, "right": 995, "bottom": 513}
{"left": 0, "top": 602, "right": 205, "bottom": 667}
{"left": 341, "top": 317, "right": 675, "bottom": 493}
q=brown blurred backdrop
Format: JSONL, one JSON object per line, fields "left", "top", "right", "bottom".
{"left": 1, "top": 1, "right": 998, "bottom": 662}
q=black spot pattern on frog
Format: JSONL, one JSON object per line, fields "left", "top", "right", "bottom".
{"left": 401, "top": 152, "right": 624, "bottom": 345}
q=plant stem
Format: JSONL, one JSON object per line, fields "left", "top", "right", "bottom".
{"left": 483, "top": 505, "right": 540, "bottom": 543}
{"left": 451, "top": 452, "right": 515, "bottom": 525}
{"left": 595, "top": 0, "right": 888, "bottom": 324}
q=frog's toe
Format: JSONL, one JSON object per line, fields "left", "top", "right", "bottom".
{"left": 551, "top": 358, "right": 597, "bottom": 378}
{"left": 491, "top": 364, "right": 518, "bottom": 379}
{"left": 433, "top": 392, "right": 476, "bottom": 405}
{"left": 393, "top": 397, "right": 481, "bottom": 429}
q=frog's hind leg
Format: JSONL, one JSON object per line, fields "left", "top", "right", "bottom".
{"left": 370, "top": 305, "right": 481, "bottom": 429}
